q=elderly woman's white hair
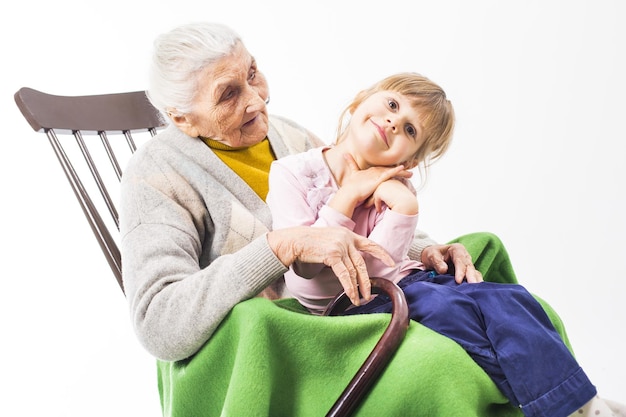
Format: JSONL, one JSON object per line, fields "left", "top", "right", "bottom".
{"left": 147, "top": 22, "right": 241, "bottom": 119}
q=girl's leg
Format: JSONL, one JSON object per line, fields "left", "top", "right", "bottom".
{"left": 446, "top": 277, "right": 596, "bottom": 416}
{"left": 450, "top": 232, "right": 574, "bottom": 351}
{"left": 347, "top": 272, "right": 596, "bottom": 417}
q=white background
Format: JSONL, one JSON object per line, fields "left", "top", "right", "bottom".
{"left": 1, "top": 0, "right": 624, "bottom": 415}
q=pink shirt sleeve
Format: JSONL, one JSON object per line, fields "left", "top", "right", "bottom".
{"left": 361, "top": 208, "right": 421, "bottom": 280}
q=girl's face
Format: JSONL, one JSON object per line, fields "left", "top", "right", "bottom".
{"left": 346, "top": 90, "right": 424, "bottom": 169}
{"left": 172, "top": 41, "right": 270, "bottom": 148}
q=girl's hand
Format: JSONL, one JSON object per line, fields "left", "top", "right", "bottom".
{"left": 365, "top": 179, "right": 418, "bottom": 215}
{"left": 329, "top": 153, "right": 413, "bottom": 217}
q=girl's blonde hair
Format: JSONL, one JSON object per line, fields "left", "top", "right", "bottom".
{"left": 337, "top": 72, "right": 455, "bottom": 180}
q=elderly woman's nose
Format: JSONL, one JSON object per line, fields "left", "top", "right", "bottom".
{"left": 245, "top": 87, "right": 268, "bottom": 113}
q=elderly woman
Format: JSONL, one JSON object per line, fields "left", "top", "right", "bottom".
{"left": 120, "top": 22, "right": 577, "bottom": 416}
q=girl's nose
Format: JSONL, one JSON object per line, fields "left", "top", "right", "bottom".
{"left": 386, "top": 116, "right": 397, "bottom": 132}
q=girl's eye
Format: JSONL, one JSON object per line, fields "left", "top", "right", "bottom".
{"left": 406, "top": 125, "right": 417, "bottom": 138}
{"left": 388, "top": 99, "right": 398, "bottom": 110}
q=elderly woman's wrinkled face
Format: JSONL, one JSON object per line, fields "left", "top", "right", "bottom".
{"left": 175, "top": 41, "right": 270, "bottom": 148}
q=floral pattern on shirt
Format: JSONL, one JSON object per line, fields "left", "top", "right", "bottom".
{"left": 295, "top": 148, "right": 336, "bottom": 214}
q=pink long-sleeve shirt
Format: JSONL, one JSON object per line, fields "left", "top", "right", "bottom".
{"left": 267, "top": 147, "right": 423, "bottom": 314}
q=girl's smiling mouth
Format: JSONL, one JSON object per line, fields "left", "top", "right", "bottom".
{"left": 370, "top": 119, "right": 388, "bottom": 147}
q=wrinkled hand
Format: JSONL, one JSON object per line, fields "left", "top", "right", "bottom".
{"left": 420, "top": 243, "right": 483, "bottom": 284}
{"left": 267, "top": 226, "right": 395, "bottom": 305}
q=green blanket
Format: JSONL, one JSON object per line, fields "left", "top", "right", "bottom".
{"left": 157, "top": 233, "right": 571, "bottom": 416}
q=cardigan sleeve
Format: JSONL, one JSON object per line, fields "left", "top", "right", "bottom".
{"left": 120, "top": 116, "right": 323, "bottom": 361}
{"left": 120, "top": 161, "right": 287, "bottom": 361}
{"left": 408, "top": 229, "right": 438, "bottom": 262}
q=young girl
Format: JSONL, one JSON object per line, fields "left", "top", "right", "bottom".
{"left": 266, "top": 73, "right": 618, "bottom": 417}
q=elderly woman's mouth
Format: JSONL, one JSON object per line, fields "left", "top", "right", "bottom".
{"left": 243, "top": 115, "right": 258, "bottom": 127}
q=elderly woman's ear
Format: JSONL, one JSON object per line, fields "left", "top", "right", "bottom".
{"left": 168, "top": 111, "right": 199, "bottom": 138}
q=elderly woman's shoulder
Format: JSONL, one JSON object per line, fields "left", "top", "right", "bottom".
{"left": 123, "top": 125, "right": 196, "bottom": 174}
{"left": 268, "top": 113, "right": 303, "bottom": 128}
{"left": 268, "top": 114, "right": 325, "bottom": 151}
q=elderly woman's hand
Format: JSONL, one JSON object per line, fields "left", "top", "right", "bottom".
{"left": 267, "top": 227, "right": 395, "bottom": 306}
{"left": 420, "top": 243, "right": 483, "bottom": 284}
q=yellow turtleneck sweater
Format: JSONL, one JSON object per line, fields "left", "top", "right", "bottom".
{"left": 201, "top": 137, "right": 275, "bottom": 201}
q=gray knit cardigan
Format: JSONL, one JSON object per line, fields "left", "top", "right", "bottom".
{"left": 120, "top": 115, "right": 436, "bottom": 361}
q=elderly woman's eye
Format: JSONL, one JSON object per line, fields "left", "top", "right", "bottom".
{"left": 221, "top": 88, "right": 236, "bottom": 101}
{"left": 249, "top": 69, "right": 256, "bottom": 82}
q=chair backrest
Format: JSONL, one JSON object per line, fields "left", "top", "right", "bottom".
{"left": 14, "top": 87, "right": 166, "bottom": 294}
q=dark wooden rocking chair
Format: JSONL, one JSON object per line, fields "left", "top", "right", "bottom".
{"left": 14, "top": 86, "right": 410, "bottom": 417}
